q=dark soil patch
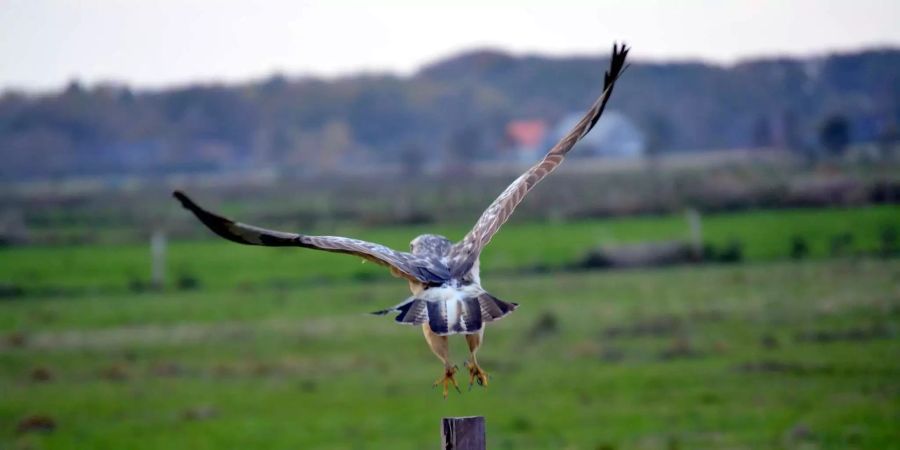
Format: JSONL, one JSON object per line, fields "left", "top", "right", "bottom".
{"left": 604, "top": 315, "right": 682, "bottom": 339}
{"left": 29, "top": 366, "right": 54, "bottom": 382}
{"left": 795, "top": 325, "right": 892, "bottom": 343}
{"left": 736, "top": 360, "right": 837, "bottom": 376}
{"left": 16, "top": 415, "right": 56, "bottom": 435}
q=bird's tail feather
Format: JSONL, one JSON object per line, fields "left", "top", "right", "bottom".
{"left": 477, "top": 292, "right": 518, "bottom": 323}
{"left": 370, "top": 298, "right": 429, "bottom": 325}
{"left": 370, "top": 292, "right": 518, "bottom": 334}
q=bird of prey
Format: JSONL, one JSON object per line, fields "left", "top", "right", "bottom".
{"left": 174, "top": 43, "right": 629, "bottom": 397}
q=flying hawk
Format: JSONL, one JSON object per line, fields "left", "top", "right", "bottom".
{"left": 174, "top": 43, "right": 629, "bottom": 397}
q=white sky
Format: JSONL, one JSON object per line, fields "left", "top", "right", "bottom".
{"left": 1, "top": 0, "right": 899, "bottom": 91}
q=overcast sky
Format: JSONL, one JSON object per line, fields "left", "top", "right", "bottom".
{"left": 2, "top": 0, "right": 899, "bottom": 91}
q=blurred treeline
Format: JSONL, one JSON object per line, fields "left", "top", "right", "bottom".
{"left": 1, "top": 48, "right": 898, "bottom": 181}
{"left": 2, "top": 154, "right": 899, "bottom": 246}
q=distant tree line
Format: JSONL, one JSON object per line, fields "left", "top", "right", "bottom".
{"left": 0, "top": 48, "right": 898, "bottom": 181}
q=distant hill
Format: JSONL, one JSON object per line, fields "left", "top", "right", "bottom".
{"left": 1, "top": 47, "right": 898, "bottom": 181}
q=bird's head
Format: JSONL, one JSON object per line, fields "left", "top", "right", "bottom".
{"left": 410, "top": 234, "right": 452, "bottom": 256}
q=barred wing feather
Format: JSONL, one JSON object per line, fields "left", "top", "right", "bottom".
{"left": 449, "top": 43, "right": 629, "bottom": 277}
{"left": 173, "top": 191, "right": 450, "bottom": 284}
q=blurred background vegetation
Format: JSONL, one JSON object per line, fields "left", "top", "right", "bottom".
{"left": 1, "top": 48, "right": 898, "bottom": 181}
{"left": 1, "top": 14, "right": 900, "bottom": 450}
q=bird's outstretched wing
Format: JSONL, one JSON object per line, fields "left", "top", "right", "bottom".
{"left": 449, "top": 43, "right": 629, "bottom": 277}
{"left": 173, "top": 191, "right": 450, "bottom": 284}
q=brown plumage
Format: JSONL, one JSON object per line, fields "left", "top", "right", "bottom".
{"left": 172, "top": 191, "right": 450, "bottom": 284}
{"left": 174, "top": 43, "right": 629, "bottom": 398}
{"left": 448, "top": 42, "right": 629, "bottom": 278}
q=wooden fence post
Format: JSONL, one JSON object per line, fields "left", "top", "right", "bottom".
{"left": 150, "top": 229, "right": 167, "bottom": 289}
{"left": 685, "top": 208, "right": 703, "bottom": 259}
{"left": 441, "top": 416, "right": 485, "bottom": 450}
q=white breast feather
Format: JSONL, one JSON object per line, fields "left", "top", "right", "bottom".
{"left": 422, "top": 283, "right": 485, "bottom": 331}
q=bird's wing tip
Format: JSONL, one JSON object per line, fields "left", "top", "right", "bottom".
{"left": 603, "top": 42, "right": 630, "bottom": 86}
{"left": 172, "top": 190, "right": 197, "bottom": 210}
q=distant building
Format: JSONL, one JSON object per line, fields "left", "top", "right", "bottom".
{"left": 504, "top": 119, "right": 548, "bottom": 162}
{"left": 546, "top": 110, "right": 646, "bottom": 158}
{"left": 504, "top": 112, "right": 645, "bottom": 161}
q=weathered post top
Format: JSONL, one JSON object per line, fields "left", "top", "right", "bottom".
{"left": 441, "top": 416, "right": 485, "bottom": 450}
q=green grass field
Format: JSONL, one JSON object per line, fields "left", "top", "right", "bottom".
{"left": 1, "top": 205, "right": 899, "bottom": 449}
{"left": 2, "top": 259, "right": 898, "bottom": 449}
{"left": 2, "top": 205, "right": 898, "bottom": 293}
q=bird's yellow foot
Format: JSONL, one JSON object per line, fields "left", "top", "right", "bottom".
{"left": 465, "top": 360, "right": 489, "bottom": 389}
{"left": 433, "top": 366, "right": 461, "bottom": 398}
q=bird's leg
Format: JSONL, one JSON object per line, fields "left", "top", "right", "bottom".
{"left": 465, "top": 329, "right": 489, "bottom": 389}
{"left": 422, "top": 324, "right": 460, "bottom": 398}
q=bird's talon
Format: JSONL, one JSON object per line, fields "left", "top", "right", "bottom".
{"left": 466, "top": 361, "right": 489, "bottom": 388}
{"left": 433, "top": 366, "right": 460, "bottom": 398}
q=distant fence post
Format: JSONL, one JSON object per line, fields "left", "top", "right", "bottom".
{"left": 151, "top": 229, "right": 167, "bottom": 289}
{"left": 685, "top": 208, "right": 703, "bottom": 259}
{"left": 441, "top": 416, "right": 485, "bottom": 450}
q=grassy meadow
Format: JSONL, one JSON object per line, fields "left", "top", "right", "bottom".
{"left": 2, "top": 205, "right": 898, "bottom": 293}
{"left": 1, "top": 205, "right": 899, "bottom": 449}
